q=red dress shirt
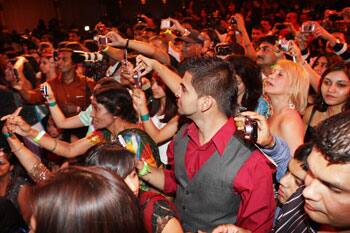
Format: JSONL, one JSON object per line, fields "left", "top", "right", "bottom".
{"left": 164, "top": 118, "right": 276, "bottom": 232}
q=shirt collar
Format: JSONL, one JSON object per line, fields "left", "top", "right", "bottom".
{"left": 184, "top": 117, "right": 237, "bottom": 156}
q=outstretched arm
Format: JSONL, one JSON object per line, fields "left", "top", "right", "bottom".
{"left": 5, "top": 114, "right": 94, "bottom": 158}
{"left": 132, "top": 88, "right": 179, "bottom": 144}
{"left": 106, "top": 31, "right": 170, "bottom": 65}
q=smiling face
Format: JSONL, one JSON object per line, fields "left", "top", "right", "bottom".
{"left": 278, "top": 158, "right": 307, "bottom": 204}
{"left": 321, "top": 70, "right": 350, "bottom": 107}
{"left": 303, "top": 148, "right": 350, "bottom": 228}
{"left": 90, "top": 97, "right": 115, "bottom": 130}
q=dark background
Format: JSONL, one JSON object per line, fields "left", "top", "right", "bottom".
{"left": 0, "top": 0, "right": 348, "bottom": 33}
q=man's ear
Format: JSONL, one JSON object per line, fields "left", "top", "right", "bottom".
{"left": 199, "top": 96, "right": 214, "bottom": 112}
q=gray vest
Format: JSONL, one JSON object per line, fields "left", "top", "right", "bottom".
{"left": 174, "top": 126, "right": 253, "bottom": 232}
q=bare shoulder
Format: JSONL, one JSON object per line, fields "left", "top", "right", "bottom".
{"left": 280, "top": 109, "right": 305, "bottom": 129}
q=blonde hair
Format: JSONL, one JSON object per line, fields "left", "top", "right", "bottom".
{"left": 277, "top": 60, "right": 309, "bottom": 113}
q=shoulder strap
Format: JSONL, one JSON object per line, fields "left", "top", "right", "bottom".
{"left": 307, "top": 106, "right": 317, "bottom": 126}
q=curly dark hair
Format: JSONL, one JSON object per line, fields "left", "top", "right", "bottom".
{"left": 313, "top": 110, "right": 350, "bottom": 164}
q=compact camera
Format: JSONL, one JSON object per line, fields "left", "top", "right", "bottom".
{"left": 160, "top": 19, "right": 172, "bottom": 30}
{"left": 277, "top": 39, "right": 290, "bottom": 52}
{"left": 237, "top": 116, "right": 258, "bottom": 142}
{"left": 301, "top": 23, "right": 315, "bottom": 33}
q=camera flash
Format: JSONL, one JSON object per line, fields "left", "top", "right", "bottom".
{"left": 84, "top": 26, "right": 90, "bottom": 31}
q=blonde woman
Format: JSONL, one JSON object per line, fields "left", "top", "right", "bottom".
{"left": 265, "top": 60, "right": 309, "bottom": 155}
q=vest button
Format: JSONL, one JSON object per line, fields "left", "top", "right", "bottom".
{"left": 185, "top": 190, "right": 189, "bottom": 195}
{"left": 182, "top": 206, "right": 186, "bottom": 210}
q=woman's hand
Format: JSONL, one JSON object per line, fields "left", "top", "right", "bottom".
{"left": 1, "top": 107, "right": 32, "bottom": 137}
{"left": 135, "top": 55, "right": 155, "bottom": 77}
{"left": 132, "top": 88, "right": 148, "bottom": 115}
{"left": 106, "top": 31, "right": 127, "bottom": 48}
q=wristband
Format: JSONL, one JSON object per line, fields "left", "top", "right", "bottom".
{"left": 125, "top": 39, "right": 129, "bottom": 49}
{"left": 3, "top": 133, "right": 13, "bottom": 139}
{"left": 140, "top": 113, "right": 150, "bottom": 122}
{"left": 33, "top": 130, "right": 46, "bottom": 143}
{"left": 138, "top": 161, "right": 151, "bottom": 176}
{"left": 48, "top": 101, "right": 57, "bottom": 107}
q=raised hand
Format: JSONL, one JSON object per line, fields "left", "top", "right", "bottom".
{"left": 106, "top": 31, "right": 127, "bottom": 48}
{"left": 131, "top": 88, "right": 148, "bottom": 114}
{"left": 134, "top": 55, "right": 155, "bottom": 77}
{"left": 234, "top": 111, "right": 275, "bottom": 148}
{"left": 2, "top": 107, "right": 32, "bottom": 137}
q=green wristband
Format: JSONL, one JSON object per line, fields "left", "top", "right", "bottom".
{"left": 3, "top": 133, "right": 13, "bottom": 139}
{"left": 48, "top": 101, "right": 57, "bottom": 107}
{"left": 140, "top": 113, "right": 150, "bottom": 122}
{"left": 138, "top": 161, "right": 151, "bottom": 176}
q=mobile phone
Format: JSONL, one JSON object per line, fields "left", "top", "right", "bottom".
{"left": 160, "top": 19, "right": 172, "bottom": 30}
{"left": 40, "top": 85, "right": 48, "bottom": 97}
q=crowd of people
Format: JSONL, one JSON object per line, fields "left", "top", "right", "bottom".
{"left": 0, "top": 1, "right": 349, "bottom": 232}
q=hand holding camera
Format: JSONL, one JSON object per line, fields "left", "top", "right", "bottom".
{"left": 234, "top": 111, "right": 275, "bottom": 148}
{"left": 134, "top": 55, "right": 154, "bottom": 77}
{"left": 39, "top": 82, "right": 55, "bottom": 101}
{"left": 105, "top": 31, "right": 127, "bottom": 48}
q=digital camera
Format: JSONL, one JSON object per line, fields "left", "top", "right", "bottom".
{"left": 238, "top": 117, "right": 258, "bottom": 142}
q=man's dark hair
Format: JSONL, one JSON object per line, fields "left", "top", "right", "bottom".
{"left": 257, "top": 35, "right": 278, "bottom": 47}
{"left": 180, "top": 56, "right": 237, "bottom": 116}
{"left": 294, "top": 142, "right": 314, "bottom": 171}
{"left": 93, "top": 83, "right": 138, "bottom": 124}
{"left": 313, "top": 110, "right": 350, "bottom": 164}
